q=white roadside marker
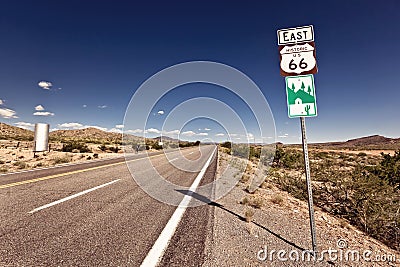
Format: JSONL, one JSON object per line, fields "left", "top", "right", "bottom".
{"left": 140, "top": 147, "right": 216, "bottom": 267}
{"left": 28, "top": 179, "right": 121, "bottom": 214}
{"left": 169, "top": 158, "right": 178, "bottom": 162}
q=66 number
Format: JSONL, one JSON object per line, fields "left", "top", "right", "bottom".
{"left": 289, "top": 58, "right": 308, "bottom": 70}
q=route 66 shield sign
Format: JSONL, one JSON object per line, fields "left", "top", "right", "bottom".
{"left": 279, "top": 42, "right": 318, "bottom": 76}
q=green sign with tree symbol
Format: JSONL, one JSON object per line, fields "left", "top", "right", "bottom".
{"left": 285, "top": 74, "right": 317, "bottom": 118}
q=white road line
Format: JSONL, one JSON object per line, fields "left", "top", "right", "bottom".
{"left": 169, "top": 157, "right": 178, "bottom": 162}
{"left": 0, "top": 156, "right": 124, "bottom": 176}
{"left": 28, "top": 179, "right": 121, "bottom": 214}
{"left": 140, "top": 147, "right": 216, "bottom": 267}
{"left": 1, "top": 148, "right": 197, "bottom": 176}
{"left": 188, "top": 152, "right": 194, "bottom": 155}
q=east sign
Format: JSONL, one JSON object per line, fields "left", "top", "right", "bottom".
{"left": 277, "top": 25, "right": 318, "bottom": 76}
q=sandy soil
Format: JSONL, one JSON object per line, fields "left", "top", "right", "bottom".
{"left": 202, "top": 149, "right": 400, "bottom": 267}
{"left": 0, "top": 140, "right": 123, "bottom": 174}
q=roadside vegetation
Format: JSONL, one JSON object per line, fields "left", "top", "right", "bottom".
{"left": 219, "top": 142, "right": 400, "bottom": 251}
{"left": 270, "top": 146, "right": 399, "bottom": 251}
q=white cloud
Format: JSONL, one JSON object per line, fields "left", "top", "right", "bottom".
{"left": 38, "top": 81, "right": 52, "bottom": 90}
{"left": 0, "top": 107, "right": 18, "bottom": 118}
{"left": 35, "top": 105, "right": 45, "bottom": 111}
{"left": 115, "top": 124, "right": 124, "bottom": 129}
{"left": 83, "top": 104, "right": 87, "bottom": 108}
{"left": 215, "top": 133, "right": 225, "bottom": 137}
{"left": 125, "top": 129, "right": 143, "bottom": 134}
{"left": 230, "top": 133, "right": 238, "bottom": 137}
{"left": 181, "top": 130, "right": 196, "bottom": 137}
{"left": 58, "top": 122, "right": 84, "bottom": 129}
{"left": 157, "top": 110, "right": 164, "bottom": 115}
{"left": 145, "top": 128, "right": 161, "bottom": 134}
{"left": 33, "top": 111, "right": 54, "bottom": 116}
{"left": 163, "top": 129, "right": 180, "bottom": 135}
{"left": 108, "top": 128, "right": 122, "bottom": 133}
{"left": 278, "top": 133, "right": 289, "bottom": 138}
{"left": 14, "top": 122, "right": 34, "bottom": 130}
{"left": 0, "top": 99, "right": 3, "bottom": 105}
{"left": 204, "top": 128, "right": 211, "bottom": 131}
{"left": 197, "top": 132, "right": 208, "bottom": 136}
{"left": 57, "top": 122, "right": 108, "bottom": 132}
{"left": 98, "top": 105, "right": 107, "bottom": 109}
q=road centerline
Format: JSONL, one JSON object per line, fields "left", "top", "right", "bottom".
{"left": 28, "top": 179, "right": 121, "bottom": 214}
{"left": 140, "top": 146, "right": 216, "bottom": 267}
{"left": 0, "top": 149, "right": 198, "bottom": 190}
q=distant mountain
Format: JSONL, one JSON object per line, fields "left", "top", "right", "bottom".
{"left": 344, "top": 135, "right": 395, "bottom": 146}
{"left": 314, "top": 135, "right": 400, "bottom": 149}
{"left": 153, "top": 136, "right": 180, "bottom": 142}
{"left": 0, "top": 122, "right": 33, "bottom": 141}
{"left": 0, "top": 123, "right": 143, "bottom": 144}
{"left": 50, "top": 127, "right": 123, "bottom": 143}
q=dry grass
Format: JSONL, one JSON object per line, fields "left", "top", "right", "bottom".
{"left": 270, "top": 193, "right": 284, "bottom": 205}
{"left": 240, "top": 195, "right": 264, "bottom": 209}
{"left": 244, "top": 208, "right": 254, "bottom": 223}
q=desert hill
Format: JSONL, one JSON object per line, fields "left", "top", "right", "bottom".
{"left": 0, "top": 122, "right": 34, "bottom": 141}
{"left": 0, "top": 123, "right": 143, "bottom": 144}
{"left": 50, "top": 127, "right": 123, "bottom": 143}
{"left": 313, "top": 134, "right": 400, "bottom": 150}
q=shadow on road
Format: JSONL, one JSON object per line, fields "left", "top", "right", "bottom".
{"left": 176, "top": 189, "right": 307, "bottom": 252}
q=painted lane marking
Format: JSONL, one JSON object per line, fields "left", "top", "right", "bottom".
{"left": 0, "top": 147, "right": 203, "bottom": 190}
{"left": 0, "top": 150, "right": 190, "bottom": 189}
{"left": 169, "top": 158, "right": 178, "bottom": 162}
{"left": 0, "top": 155, "right": 125, "bottom": 176}
{"left": 140, "top": 147, "right": 216, "bottom": 267}
{"left": 28, "top": 179, "right": 121, "bottom": 214}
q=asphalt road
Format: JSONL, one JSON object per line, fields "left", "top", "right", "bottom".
{"left": 0, "top": 145, "right": 217, "bottom": 266}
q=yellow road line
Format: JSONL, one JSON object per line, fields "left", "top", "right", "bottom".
{"left": 0, "top": 153, "right": 163, "bottom": 190}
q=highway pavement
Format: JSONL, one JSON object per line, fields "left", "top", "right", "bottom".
{"left": 0, "top": 145, "right": 217, "bottom": 266}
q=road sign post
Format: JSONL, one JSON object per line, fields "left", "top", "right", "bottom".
{"left": 300, "top": 117, "right": 317, "bottom": 255}
{"left": 277, "top": 25, "right": 318, "bottom": 256}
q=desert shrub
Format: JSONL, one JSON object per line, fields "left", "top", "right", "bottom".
{"left": 0, "top": 160, "right": 4, "bottom": 164}
{"left": 273, "top": 172, "right": 307, "bottom": 200}
{"left": 314, "top": 151, "right": 329, "bottom": 159}
{"left": 357, "top": 152, "right": 367, "bottom": 157}
{"left": 13, "top": 161, "right": 27, "bottom": 169}
{"left": 240, "top": 174, "right": 250, "bottom": 183}
{"left": 244, "top": 209, "right": 254, "bottom": 222}
{"left": 93, "top": 153, "right": 99, "bottom": 158}
{"left": 232, "top": 143, "right": 250, "bottom": 159}
{"left": 271, "top": 152, "right": 400, "bottom": 251}
{"left": 98, "top": 144, "right": 107, "bottom": 151}
{"left": 152, "top": 143, "right": 163, "bottom": 150}
{"left": 240, "top": 195, "right": 264, "bottom": 209}
{"left": 220, "top": 141, "right": 231, "bottom": 149}
{"left": 0, "top": 167, "right": 8, "bottom": 173}
{"left": 249, "top": 146, "right": 261, "bottom": 159}
{"left": 370, "top": 150, "right": 400, "bottom": 189}
{"left": 178, "top": 141, "right": 200, "bottom": 148}
{"left": 53, "top": 156, "right": 72, "bottom": 164}
{"left": 270, "top": 193, "right": 284, "bottom": 205}
{"left": 273, "top": 148, "right": 304, "bottom": 169}
{"left": 62, "top": 142, "right": 91, "bottom": 153}
{"left": 109, "top": 146, "right": 121, "bottom": 153}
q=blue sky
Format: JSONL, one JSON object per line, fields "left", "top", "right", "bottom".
{"left": 0, "top": 0, "right": 399, "bottom": 143}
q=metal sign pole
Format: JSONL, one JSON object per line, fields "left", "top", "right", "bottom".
{"left": 300, "top": 117, "right": 318, "bottom": 256}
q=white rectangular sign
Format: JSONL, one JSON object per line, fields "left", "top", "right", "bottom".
{"left": 277, "top": 25, "right": 314, "bottom": 45}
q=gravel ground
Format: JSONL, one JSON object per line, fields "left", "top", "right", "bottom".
{"left": 202, "top": 150, "right": 400, "bottom": 267}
